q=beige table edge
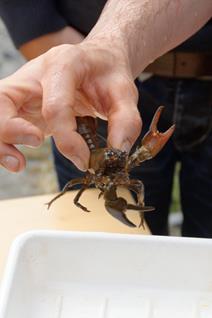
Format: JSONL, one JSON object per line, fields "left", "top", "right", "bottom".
{"left": 0, "top": 188, "right": 150, "bottom": 279}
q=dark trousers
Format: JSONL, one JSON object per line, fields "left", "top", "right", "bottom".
{"left": 52, "top": 76, "right": 212, "bottom": 238}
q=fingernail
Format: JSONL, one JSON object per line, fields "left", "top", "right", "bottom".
{"left": 0, "top": 155, "right": 20, "bottom": 171}
{"left": 16, "top": 135, "right": 41, "bottom": 147}
{"left": 120, "top": 140, "right": 132, "bottom": 152}
{"left": 70, "top": 156, "right": 87, "bottom": 171}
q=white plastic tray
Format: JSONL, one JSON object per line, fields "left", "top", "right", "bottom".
{"left": 0, "top": 231, "right": 212, "bottom": 318}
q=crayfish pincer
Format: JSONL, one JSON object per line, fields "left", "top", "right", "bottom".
{"left": 47, "top": 106, "right": 175, "bottom": 227}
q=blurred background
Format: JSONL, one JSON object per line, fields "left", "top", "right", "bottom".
{"left": 0, "top": 19, "right": 58, "bottom": 200}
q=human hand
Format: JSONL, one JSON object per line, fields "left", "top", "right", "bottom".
{"left": 0, "top": 42, "right": 141, "bottom": 172}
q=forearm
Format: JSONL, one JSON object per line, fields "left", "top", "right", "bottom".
{"left": 20, "top": 26, "right": 84, "bottom": 60}
{"left": 87, "top": 0, "right": 212, "bottom": 78}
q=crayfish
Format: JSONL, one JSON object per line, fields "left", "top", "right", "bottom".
{"left": 47, "top": 106, "right": 175, "bottom": 227}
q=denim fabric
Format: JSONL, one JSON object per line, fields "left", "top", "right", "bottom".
{"left": 52, "top": 76, "right": 212, "bottom": 238}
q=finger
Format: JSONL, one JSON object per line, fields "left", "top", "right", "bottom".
{"left": 52, "top": 116, "right": 90, "bottom": 172}
{"left": 42, "top": 66, "right": 90, "bottom": 171}
{"left": 107, "top": 78, "right": 141, "bottom": 152}
{"left": 0, "top": 141, "right": 26, "bottom": 172}
{"left": 0, "top": 117, "right": 44, "bottom": 146}
{"left": 108, "top": 104, "right": 142, "bottom": 152}
{"left": 0, "top": 95, "right": 44, "bottom": 146}
{"left": 107, "top": 93, "right": 142, "bottom": 152}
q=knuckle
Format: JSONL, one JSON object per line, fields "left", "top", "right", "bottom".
{"left": 45, "top": 44, "right": 83, "bottom": 67}
{"left": 42, "top": 100, "right": 59, "bottom": 121}
{"left": 46, "top": 44, "right": 72, "bottom": 59}
{"left": 43, "top": 100, "right": 72, "bottom": 122}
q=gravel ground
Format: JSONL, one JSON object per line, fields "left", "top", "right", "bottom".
{"left": 0, "top": 20, "right": 58, "bottom": 200}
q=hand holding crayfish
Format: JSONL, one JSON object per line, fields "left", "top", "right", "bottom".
{"left": 0, "top": 44, "right": 141, "bottom": 172}
{"left": 47, "top": 107, "right": 175, "bottom": 227}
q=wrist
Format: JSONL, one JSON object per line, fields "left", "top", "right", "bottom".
{"left": 85, "top": 9, "right": 150, "bottom": 79}
{"left": 84, "top": 32, "right": 134, "bottom": 77}
{"left": 86, "top": 33, "right": 150, "bottom": 79}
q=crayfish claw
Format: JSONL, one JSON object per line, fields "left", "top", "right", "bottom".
{"left": 149, "top": 105, "right": 164, "bottom": 132}
{"left": 106, "top": 206, "right": 137, "bottom": 227}
{"left": 105, "top": 197, "right": 137, "bottom": 227}
{"left": 142, "top": 106, "right": 175, "bottom": 158}
{"left": 162, "top": 124, "right": 176, "bottom": 139}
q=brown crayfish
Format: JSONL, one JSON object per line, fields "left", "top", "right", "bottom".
{"left": 47, "top": 106, "right": 175, "bottom": 227}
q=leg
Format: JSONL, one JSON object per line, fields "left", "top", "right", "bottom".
{"left": 127, "top": 202, "right": 154, "bottom": 228}
{"left": 73, "top": 186, "right": 91, "bottom": 212}
{"left": 180, "top": 136, "right": 212, "bottom": 237}
{"left": 177, "top": 80, "right": 212, "bottom": 237}
{"left": 46, "top": 177, "right": 84, "bottom": 208}
{"left": 127, "top": 179, "right": 145, "bottom": 205}
{"left": 126, "top": 179, "right": 154, "bottom": 227}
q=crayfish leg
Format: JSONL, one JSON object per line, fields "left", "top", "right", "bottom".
{"left": 46, "top": 177, "right": 85, "bottom": 209}
{"left": 126, "top": 203, "right": 155, "bottom": 228}
{"left": 73, "top": 186, "right": 91, "bottom": 212}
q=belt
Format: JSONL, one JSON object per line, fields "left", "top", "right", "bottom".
{"left": 143, "top": 52, "right": 212, "bottom": 78}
